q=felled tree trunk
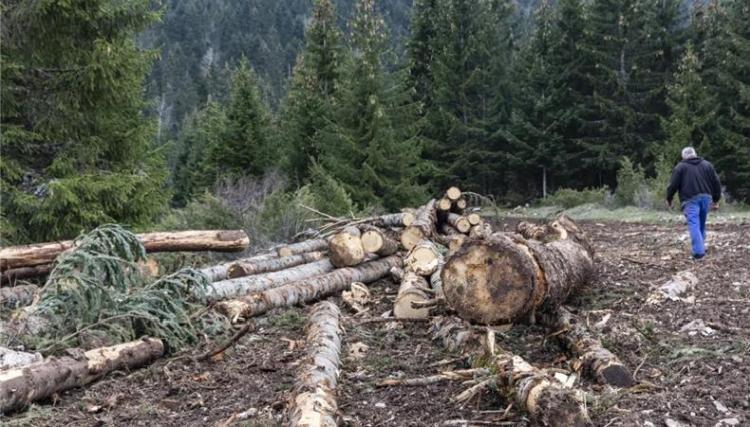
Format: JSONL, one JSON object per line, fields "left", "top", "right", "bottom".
{"left": 0, "top": 285, "right": 38, "bottom": 309}
{"left": 371, "top": 212, "right": 415, "bottom": 228}
{"left": 442, "top": 217, "right": 595, "bottom": 324}
{"left": 446, "top": 213, "right": 470, "bottom": 233}
{"left": 361, "top": 229, "right": 399, "bottom": 257}
{"left": 0, "top": 230, "right": 250, "bottom": 270}
{"left": 278, "top": 239, "right": 329, "bottom": 258}
{"left": 207, "top": 259, "right": 334, "bottom": 302}
{"left": 227, "top": 251, "right": 326, "bottom": 279}
{"left": 430, "top": 261, "right": 445, "bottom": 300}
{"left": 542, "top": 307, "right": 633, "bottom": 387}
{"left": 328, "top": 227, "right": 365, "bottom": 268}
{"left": 404, "top": 240, "right": 441, "bottom": 276}
{"left": 287, "top": 301, "right": 341, "bottom": 427}
{"left": 0, "top": 337, "right": 164, "bottom": 413}
{"left": 216, "top": 256, "right": 401, "bottom": 321}
{"left": 393, "top": 271, "right": 432, "bottom": 319}
{"left": 1, "top": 265, "right": 53, "bottom": 285}
{"left": 400, "top": 200, "right": 437, "bottom": 251}
{"left": 199, "top": 252, "right": 278, "bottom": 282}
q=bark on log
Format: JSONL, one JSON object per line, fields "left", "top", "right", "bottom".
{"left": 446, "top": 214, "right": 471, "bottom": 233}
{"left": 0, "top": 230, "right": 250, "bottom": 270}
{"left": 442, "top": 218, "right": 595, "bottom": 324}
{"left": 199, "top": 252, "right": 278, "bottom": 282}
{"left": 0, "top": 285, "right": 38, "bottom": 309}
{"left": 287, "top": 301, "right": 341, "bottom": 427}
{"left": 400, "top": 200, "right": 437, "bottom": 251}
{"left": 543, "top": 307, "right": 633, "bottom": 387}
{"left": 360, "top": 229, "right": 400, "bottom": 257}
{"left": 369, "top": 212, "right": 416, "bottom": 228}
{"left": 430, "top": 261, "right": 445, "bottom": 300}
{"left": 278, "top": 239, "right": 329, "bottom": 258}
{"left": 393, "top": 272, "right": 432, "bottom": 319}
{"left": 227, "top": 251, "right": 326, "bottom": 279}
{"left": 216, "top": 256, "right": 402, "bottom": 321}
{"left": 0, "top": 337, "right": 164, "bottom": 413}
{"left": 469, "top": 223, "right": 493, "bottom": 240}
{"left": 0, "top": 347, "right": 42, "bottom": 371}
{"left": 446, "top": 187, "right": 462, "bottom": 201}
{"left": 207, "top": 259, "right": 334, "bottom": 302}
{"left": 404, "top": 240, "right": 441, "bottom": 276}
{"left": 328, "top": 226, "right": 365, "bottom": 268}
{"left": 1, "top": 265, "right": 53, "bottom": 285}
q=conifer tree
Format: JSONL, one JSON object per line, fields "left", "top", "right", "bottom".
{"left": 407, "top": 0, "right": 440, "bottom": 112}
{"left": 317, "top": 0, "right": 427, "bottom": 209}
{"left": 0, "top": 0, "right": 168, "bottom": 242}
{"left": 280, "top": 0, "right": 342, "bottom": 183}
{"left": 209, "top": 58, "right": 274, "bottom": 178}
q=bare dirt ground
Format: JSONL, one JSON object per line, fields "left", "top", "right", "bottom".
{"left": 5, "top": 219, "right": 749, "bottom": 427}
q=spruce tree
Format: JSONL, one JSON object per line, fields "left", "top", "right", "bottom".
{"left": 317, "top": 0, "right": 427, "bottom": 209}
{"left": 0, "top": 0, "right": 168, "bottom": 242}
{"left": 209, "top": 58, "right": 274, "bottom": 178}
{"left": 279, "top": 0, "right": 342, "bottom": 183}
{"left": 407, "top": 0, "right": 440, "bottom": 112}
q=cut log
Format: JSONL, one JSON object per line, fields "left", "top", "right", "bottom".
{"left": 404, "top": 240, "right": 441, "bottom": 276}
{"left": 287, "top": 301, "right": 341, "bottom": 427}
{"left": 430, "top": 261, "right": 445, "bottom": 299}
{"left": 0, "top": 337, "right": 164, "bottom": 413}
{"left": 453, "top": 198, "right": 468, "bottom": 212}
{"left": 400, "top": 199, "right": 437, "bottom": 251}
{"left": 542, "top": 307, "right": 633, "bottom": 387}
{"left": 494, "top": 350, "right": 588, "bottom": 427}
{"left": 0, "top": 230, "right": 250, "bottom": 270}
{"left": 207, "top": 259, "right": 334, "bottom": 301}
{"left": 446, "top": 187, "right": 462, "bottom": 201}
{"left": 377, "top": 368, "right": 490, "bottom": 387}
{"left": 370, "top": 212, "right": 416, "bottom": 228}
{"left": 393, "top": 271, "right": 432, "bottom": 319}
{"left": 216, "top": 256, "right": 402, "bottom": 321}
{"left": 390, "top": 266, "right": 405, "bottom": 283}
{"left": 469, "top": 223, "right": 493, "bottom": 240}
{"left": 0, "top": 347, "right": 42, "bottom": 371}
{"left": 440, "top": 224, "right": 461, "bottom": 236}
{"left": 437, "top": 198, "right": 453, "bottom": 211}
{"left": 442, "top": 217, "right": 595, "bottom": 324}
{"left": 199, "top": 252, "right": 278, "bottom": 282}
{"left": 227, "top": 251, "right": 326, "bottom": 279}
{"left": 328, "top": 226, "right": 365, "bottom": 268}
{"left": 1, "top": 265, "right": 53, "bottom": 285}
{"left": 278, "top": 239, "right": 329, "bottom": 258}
{"left": 360, "top": 229, "right": 400, "bottom": 257}
{"left": 0, "top": 285, "right": 38, "bottom": 309}
{"left": 446, "top": 213, "right": 471, "bottom": 233}
{"left": 467, "top": 213, "right": 482, "bottom": 226}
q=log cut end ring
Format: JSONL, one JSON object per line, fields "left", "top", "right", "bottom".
{"left": 442, "top": 234, "right": 543, "bottom": 324}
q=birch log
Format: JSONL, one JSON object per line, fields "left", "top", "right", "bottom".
{"left": 227, "top": 251, "right": 327, "bottom": 279}
{"left": 278, "top": 239, "right": 329, "bottom": 258}
{"left": 393, "top": 272, "right": 432, "bottom": 319}
{"left": 446, "top": 187, "right": 462, "bottom": 201}
{"left": 360, "top": 229, "right": 400, "bottom": 257}
{"left": 442, "top": 217, "right": 595, "bottom": 324}
{"left": 207, "top": 259, "right": 334, "bottom": 301}
{"left": 446, "top": 213, "right": 471, "bottom": 233}
{"left": 199, "top": 252, "right": 278, "bottom": 282}
{"left": 0, "top": 230, "right": 250, "bottom": 270}
{"left": 287, "top": 301, "right": 342, "bottom": 427}
{"left": 371, "top": 212, "right": 415, "bottom": 228}
{"left": 0, "top": 337, "right": 164, "bottom": 413}
{"left": 216, "top": 256, "right": 402, "bottom": 321}
{"left": 400, "top": 200, "right": 437, "bottom": 251}
{"left": 328, "top": 227, "right": 365, "bottom": 268}
{"left": 404, "top": 240, "right": 441, "bottom": 276}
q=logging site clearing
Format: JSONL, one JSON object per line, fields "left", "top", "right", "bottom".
{"left": 1, "top": 189, "right": 749, "bottom": 427}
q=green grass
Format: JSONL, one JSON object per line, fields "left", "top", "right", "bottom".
{"left": 490, "top": 202, "right": 750, "bottom": 224}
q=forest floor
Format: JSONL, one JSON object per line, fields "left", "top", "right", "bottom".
{"left": 4, "top": 218, "right": 749, "bottom": 427}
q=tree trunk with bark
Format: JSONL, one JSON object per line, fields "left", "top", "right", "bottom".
{"left": 328, "top": 227, "right": 365, "bottom": 268}
{"left": 393, "top": 271, "right": 432, "bottom": 319}
{"left": 469, "top": 223, "right": 493, "bottom": 240}
{"left": 370, "top": 212, "right": 415, "bottom": 228}
{"left": 361, "top": 229, "right": 400, "bottom": 257}
{"left": 442, "top": 216, "right": 595, "bottom": 324}
{"left": 0, "top": 337, "right": 164, "bottom": 413}
{"left": 404, "top": 240, "right": 441, "bottom": 276}
{"left": 0, "top": 230, "right": 250, "bottom": 270}
{"left": 277, "top": 239, "right": 329, "bottom": 258}
{"left": 216, "top": 256, "right": 402, "bottom": 321}
{"left": 446, "top": 214, "right": 470, "bottom": 233}
{"left": 542, "top": 307, "right": 633, "bottom": 387}
{"left": 1, "top": 265, "right": 53, "bottom": 285}
{"left": 207, "top": 259, "right": 334, "bottom": 302}
{"left": 400, "top": 200, "right": 437, "bottom": 251}
{"left": 0, "top": 285, "right": 38, "bottom": 309}
{"left": 227, "top": 251, "right": 326, "bottom": 279}
{"left": 199, "top": 252, "right": 278, "bottom": 282}
{"left": 287, "top": 301, "right": 341, "bottom": 427}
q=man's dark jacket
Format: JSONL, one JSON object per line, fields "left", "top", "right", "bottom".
{"left": 666, "top": 157, "right": 722, "bottom": 204}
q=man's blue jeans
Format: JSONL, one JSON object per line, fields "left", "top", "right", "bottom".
{"left": 683, "top": 194, "right": 712, "bottom": 257}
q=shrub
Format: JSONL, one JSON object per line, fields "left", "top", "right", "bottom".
{"left": 542, "top": 187, "right": 609, "bottom": 208}
{"left": 615, "top": 157, "right": 648, "bottom": 207}
{"left": 308, "top": 162, "right": 355, "bottom": 217}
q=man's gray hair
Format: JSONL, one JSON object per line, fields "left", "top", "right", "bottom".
{"left": 681, "top": 146, "right": 697, "bottom": 160}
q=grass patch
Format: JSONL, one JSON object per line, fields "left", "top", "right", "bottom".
{"left": 267, "top": 309, "right": 305, "bottom": 331}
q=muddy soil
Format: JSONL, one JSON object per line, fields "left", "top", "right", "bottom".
{"left": 4, "top": 219, "right": 749, "bottom": 427}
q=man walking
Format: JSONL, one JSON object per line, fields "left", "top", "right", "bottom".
{"left": 666, "top": 147, "right": 722, "bottom": 259}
